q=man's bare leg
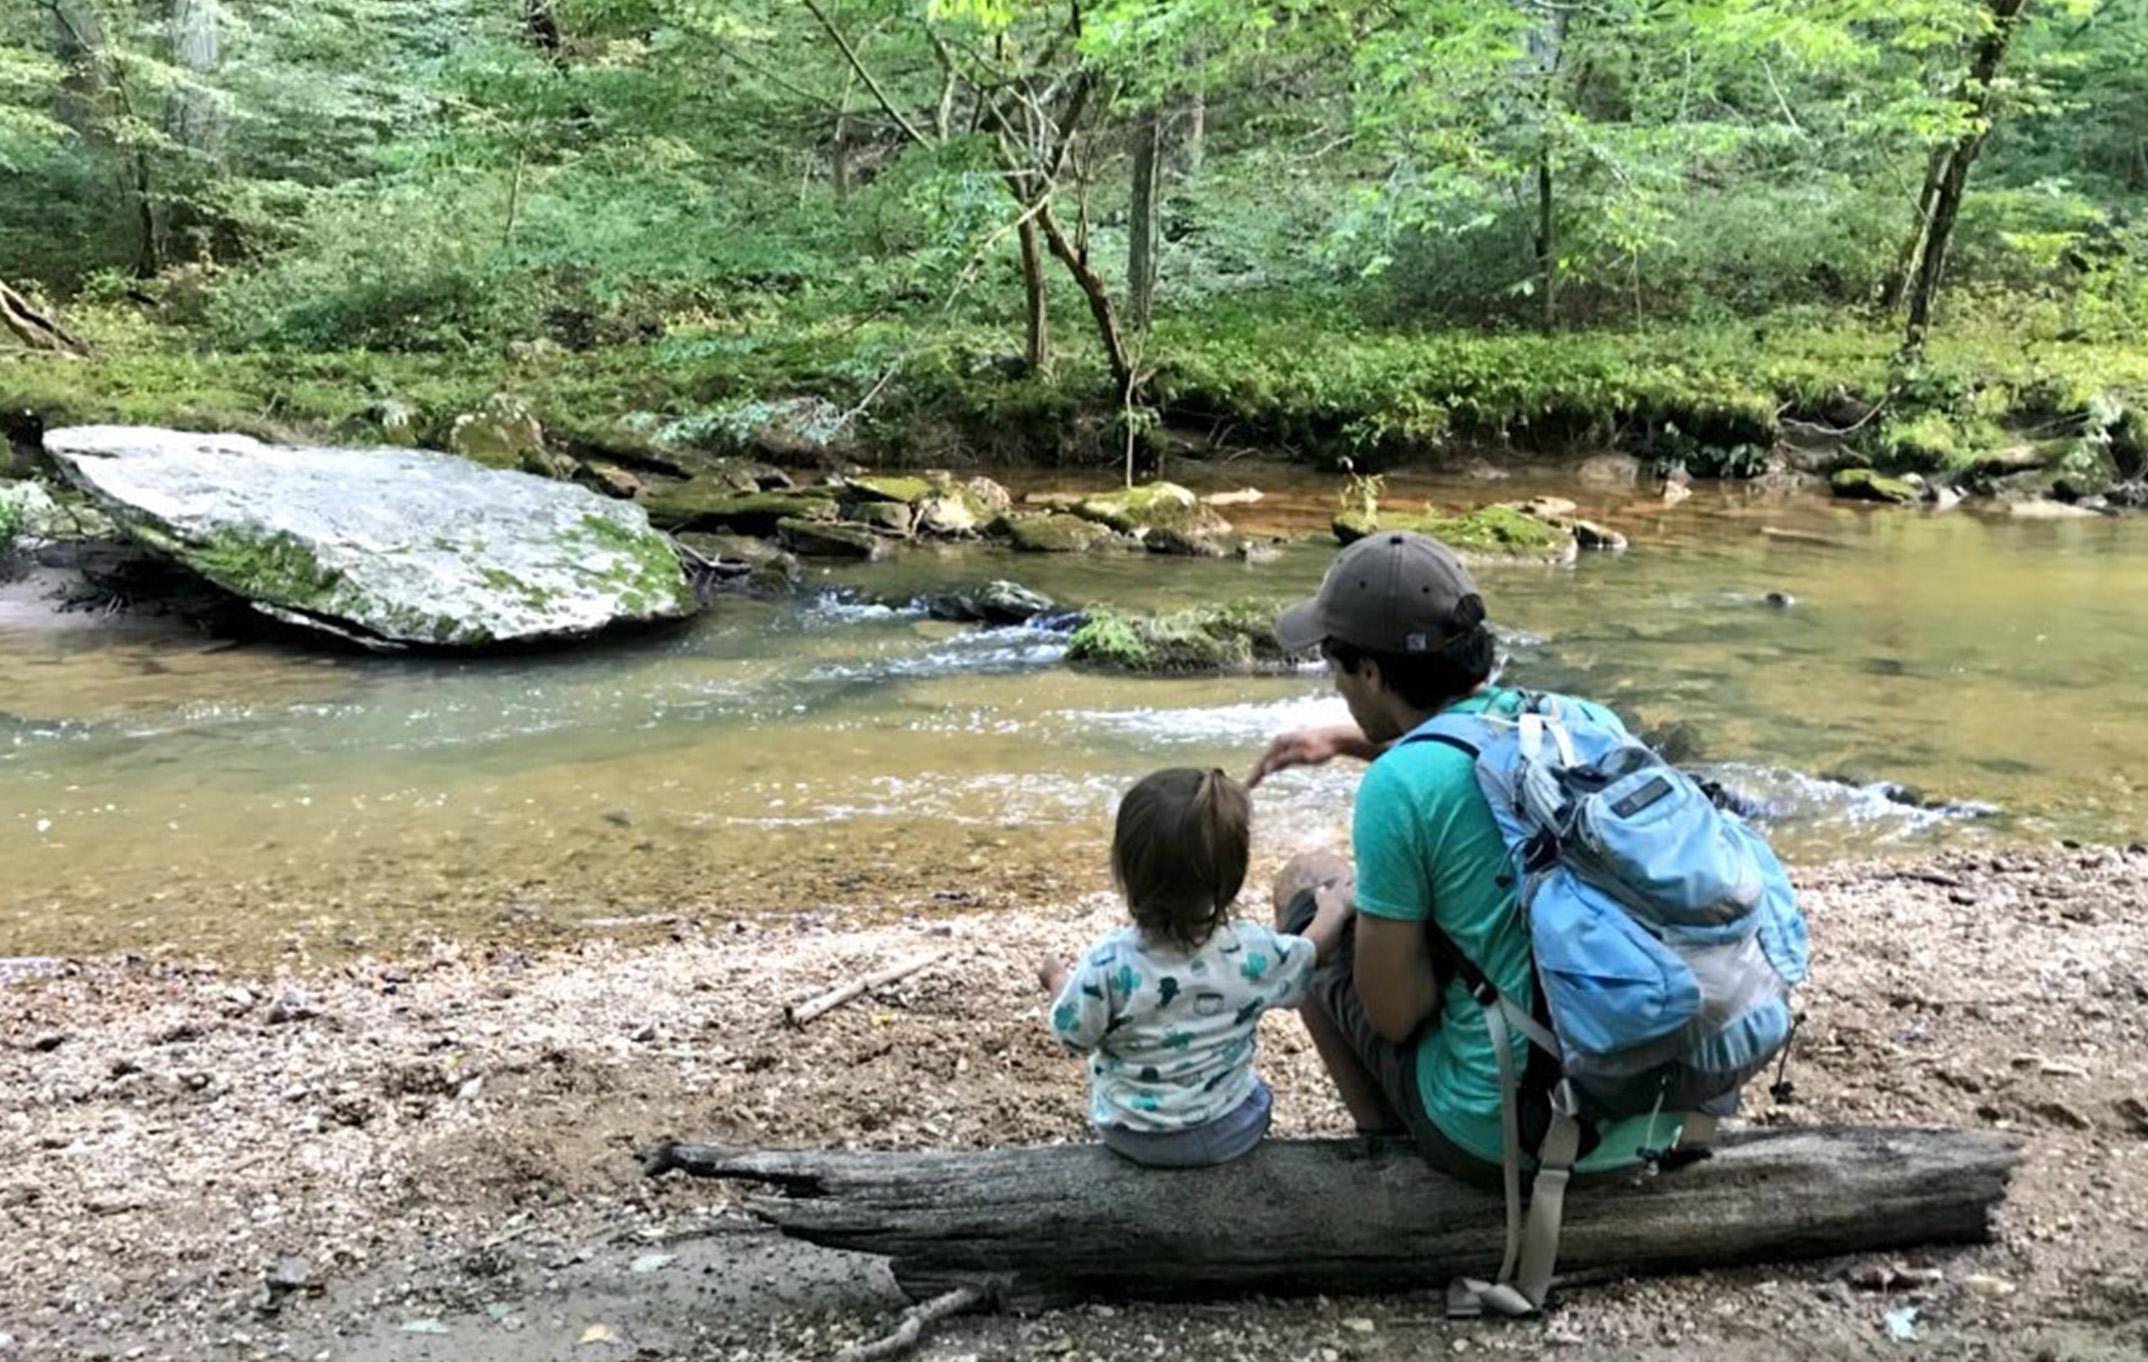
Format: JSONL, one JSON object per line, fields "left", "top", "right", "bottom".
{"left": 1274, "top": 851, "right": 1407, "bottom": 1135}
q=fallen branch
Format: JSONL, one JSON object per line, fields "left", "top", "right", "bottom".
{"left": 1, "top": 280, "right": 87, "bottom": 357}
{"left": 785, "top": 952, "right": 941, "bottom": 1026}
{"left": 834, "top": 1285, "right": 987, "bottom": 1362}
{"left": 646, "top": 1128, "right": 2022, "bottom": 1308}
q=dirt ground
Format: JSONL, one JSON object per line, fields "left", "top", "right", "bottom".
{"left": 4, "top": 847, "right": 2146, "bottom": 1362}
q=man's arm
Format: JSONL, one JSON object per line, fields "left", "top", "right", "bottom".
{"left": 1353, "top": 914, "right": 1441, "bottom": 1043}
{"left": 1246, "top": 723, "right": 1391, "bottom": 788}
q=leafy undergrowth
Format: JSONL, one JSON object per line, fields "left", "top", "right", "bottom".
{"left": 7, "top": 302, "right": 2145, "bottom": 484}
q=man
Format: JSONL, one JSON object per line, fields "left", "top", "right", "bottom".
{"left": 1249, "top": 530, "right": 1669, "bottom": 1184}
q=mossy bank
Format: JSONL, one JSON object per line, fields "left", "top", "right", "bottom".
{"left": 8, "top": 305, "right": 2146, "bottom": 494}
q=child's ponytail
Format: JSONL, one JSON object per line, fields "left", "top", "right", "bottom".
{"left": 1114, "top": 767, "right": 1251, "bottom": 952}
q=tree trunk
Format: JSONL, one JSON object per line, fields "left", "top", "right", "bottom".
{"left": 523, "top": 0, "right": 566, "bottom": 67}
{"left": 165, "top": 0, "right": 221, "bottom": 160}
{"left": 49, "top": 0, "right": 108, "bottom": 140}
{"left": 1036, "top": 197, "right": 1134, "bottom": 399}
{"left": 1127, "top": 107, "right": 1161, "bottom": 333}
{"left": 1525, "top": 4, "right": 1568, "bottom": 331}
{"left": 1903, "top": 0, "right": 2033, "bottom": 355}
{"left": 1017, "top": 211, "right": 1050, "bottom": 374}
{"left": 646, "top": 1127, "right": 2023, "bottom": 1309}
{"left": 1535, "top": 154, "right": 1556, "bottom": 331}
{"left": 1175, "top": 89, "right": 1204, "bottom": 176}
{"left": 1881, "top": 146, "right": 1952, "bottom": 310}
{"left": 161, "top": 0, "right": 223, "bottom": 262}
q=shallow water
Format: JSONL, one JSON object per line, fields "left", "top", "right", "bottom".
{"left": 4, "top": 466, "right": 2144, "bottom": 957}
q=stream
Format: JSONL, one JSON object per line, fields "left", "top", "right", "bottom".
{"left": 4, "top": 465, "right": 2144, "bottom": 958}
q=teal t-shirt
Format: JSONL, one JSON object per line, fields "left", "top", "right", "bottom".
{"left": 1351, "top": 688, "right": 1680, "bottom": 1171}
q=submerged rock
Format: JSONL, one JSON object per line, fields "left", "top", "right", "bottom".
{"left": 674, "top": 532, "right": 798, "bottom": 596}
{"left": 44, "top": 426, "right": 698, "bottom": 649}
{"left": 1831, "top": 468, "right": 1922, "bottom": 505}
{"left": 1572, "top": 519, "right": 1628, "bottom": 552}
{"left": 1144, "top": 525, "right": 1228, "bottom": 557}
{"left": 918, "top": 580, "right": 1059, "bottom": 626}
{"left": 777, "top": 517, "right": 885, "bottom": 559}
{"left": 1066, "top": 600, "right": 1307, "bottom": 674}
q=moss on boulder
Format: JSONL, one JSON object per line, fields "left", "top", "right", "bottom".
{"left": 1332, "top": 503, "right": 1577, "bottom": 563}
{"left": 1066, "top": 599, "right": 1305, "bottom": 674}
{"left": 844, "top": 475, "right": 934, "bottom": 505}
{"left": 1831, "top": 468, "right": 1923, "bottom": 505}
{"left": 1073, "top": 482, "right": 1232, "bottom": 538}
{"left": 639, "top": 488, "right": 838, "bottom": 533}
{"left": 1005, "top": 513, "right": 1125, "bottom": 553}
{"left": 448, "top": 393, "right": 573, "bottom": 479}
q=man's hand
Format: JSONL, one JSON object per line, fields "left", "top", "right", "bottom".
{"left": 1036, "top": 955, "right": 1071, "bottom": 997}
{"left": 1247, "top": 723, "right": 1380, "bottom": 788}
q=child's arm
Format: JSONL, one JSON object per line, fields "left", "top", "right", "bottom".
{"left": 1043, "top": 952, "right": 1113, "bottom": 1054}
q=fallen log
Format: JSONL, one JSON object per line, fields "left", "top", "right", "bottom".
{"left": 645, "top": 1127, "right": 2020, "bottom": 1308}
{"left": 1, "top": 280, "right": 86, "bottom": 357}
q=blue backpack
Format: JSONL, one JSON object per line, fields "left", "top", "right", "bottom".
{"left": 1402, "top": 692, "right": 1809, "bottom": 1317}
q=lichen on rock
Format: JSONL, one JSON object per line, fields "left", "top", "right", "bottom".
{"left": 43, "top": 425, "right": 698, "bottom": 649}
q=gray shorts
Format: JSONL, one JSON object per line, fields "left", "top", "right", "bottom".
{"left": 1099, "top": 1079, "right": 1272, "bottom": 1168}
{"left": 1282, "top": 890, "right": 1503, "bottom": 1189}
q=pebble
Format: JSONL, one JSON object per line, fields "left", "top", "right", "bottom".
{"left": 1962, "top": 1274, "right": 2016, "bottom": 1298}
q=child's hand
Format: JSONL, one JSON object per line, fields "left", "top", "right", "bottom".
{"left": 1036, "top": 955, "right": 1071, "bottom": 997}
{"left": 1312, "top": 882, "right": 1355, "bottom": 930}
{"left": 1304, "top": 883, "right": 1356, "bottom": 962}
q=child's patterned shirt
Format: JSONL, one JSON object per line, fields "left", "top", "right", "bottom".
{"left": 1049, "top": 919, "right": 1316, "bottom": 1132}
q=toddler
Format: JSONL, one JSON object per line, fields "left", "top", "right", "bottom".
{"left": 1038, "top": 767, "right": 1349, "bottom": 1166}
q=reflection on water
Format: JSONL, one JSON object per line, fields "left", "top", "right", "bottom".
{"left": 5, "top": 464, "right": 2145, "bottom": 957}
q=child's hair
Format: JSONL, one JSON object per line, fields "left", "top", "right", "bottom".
{"left": 1111, "top": 767, "right": 1251, "bottom": 951}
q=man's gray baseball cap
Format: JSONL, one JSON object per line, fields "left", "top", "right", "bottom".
{"left": 1275, "top": 531, "right": 1482, "bottom": 655}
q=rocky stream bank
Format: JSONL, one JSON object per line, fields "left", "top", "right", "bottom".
{"left": 4, "top": 849, "right": 2145, "bottom": 1362}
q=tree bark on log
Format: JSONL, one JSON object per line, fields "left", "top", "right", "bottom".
{"left": 644, "top": 1128, "right": 2021, "bottom": 1309}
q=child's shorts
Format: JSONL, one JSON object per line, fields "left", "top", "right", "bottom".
{"left": 1097, "top": 1079, "right": 1272, "bottom": 1168}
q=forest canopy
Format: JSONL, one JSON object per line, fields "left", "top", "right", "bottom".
{"left": 3, "top": 1, "right": 2145, "bottom": 471}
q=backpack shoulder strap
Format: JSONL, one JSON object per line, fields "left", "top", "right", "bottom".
{"left": 1396, "top": 708, "right": 1498, "bottom": 760}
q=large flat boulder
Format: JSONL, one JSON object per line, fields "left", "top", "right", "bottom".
{"left": 43, "top": 426, "right": 699, "bottom": 649}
